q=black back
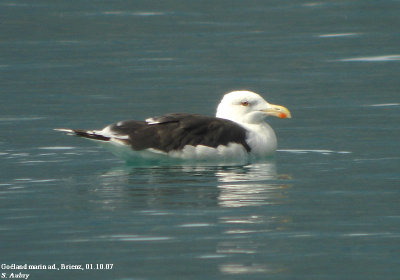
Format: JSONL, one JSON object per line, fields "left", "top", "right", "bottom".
{"left": 108, "top": 113, "right": 251, "bottom": 153}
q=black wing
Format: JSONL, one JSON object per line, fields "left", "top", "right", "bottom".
{"left": 108, "top": 113, "right": 251, "bottom": 153}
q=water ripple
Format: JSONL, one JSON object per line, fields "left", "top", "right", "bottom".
{"left": 219, "top": 263, "right": 278, "bottom": 275}
{"left": 338, "top": 54, "right": 400, "bottom": 62}
{"left": 318, "top": 33, "right": 360, "bottom": 38}
{"left": 103, "top": 234, "right": 173, "bottom": 242}
{"left": 278, "top": 149, "right": 351, "bottom": 155}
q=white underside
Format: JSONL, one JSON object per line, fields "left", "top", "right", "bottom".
{"left": 168, "top": 143, "right": 249, "bottom": 160}
{"left": 101, "top": 141, "right": 252, "bottom": 164}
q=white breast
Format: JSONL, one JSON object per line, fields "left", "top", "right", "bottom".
{"left": 244, "top": 123, "right": 277, "bottom": 157}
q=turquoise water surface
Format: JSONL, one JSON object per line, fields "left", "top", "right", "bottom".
{"left": 1, "top": 1, "right": 399, "bottom": 279}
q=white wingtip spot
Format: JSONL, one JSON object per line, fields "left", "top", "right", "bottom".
{"left": 111, "top": 138, "right": 130, "bottom": 145}
{"left": 145, "top": 118, "right": 159, "bottom": 125}
{"left": 54, "top": 128, "right": 74, "bottom": 134}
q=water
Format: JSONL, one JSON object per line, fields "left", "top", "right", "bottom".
{"left": 1, "top": 0, "right": 399, "bottom": 279}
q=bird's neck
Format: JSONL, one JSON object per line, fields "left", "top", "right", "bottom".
{"left": 243, "top": 122, "right": 277, "bottom": 157}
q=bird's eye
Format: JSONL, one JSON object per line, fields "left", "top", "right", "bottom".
{"left": 241, "top": 101, "right": 249, "bottom": 106}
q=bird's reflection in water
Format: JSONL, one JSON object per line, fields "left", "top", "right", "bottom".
{"left": 95, "top": 160, "right": 291, "bottom": 211}
{"left": 215, "top": 162, "right": 287, "bottom": 208}
{"left": 213, "top": 162, "right": 292, "bottom": 276}
{"left": 95, "top": 161, "right": 292, "bottom": 276}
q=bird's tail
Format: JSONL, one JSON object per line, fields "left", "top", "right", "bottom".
{"left": 54, "top": 128, "right": 111, "bottom": 141}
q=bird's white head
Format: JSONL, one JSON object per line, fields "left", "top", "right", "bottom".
{"left": 216, "top": 90, "right": 291, "bottom": 124}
